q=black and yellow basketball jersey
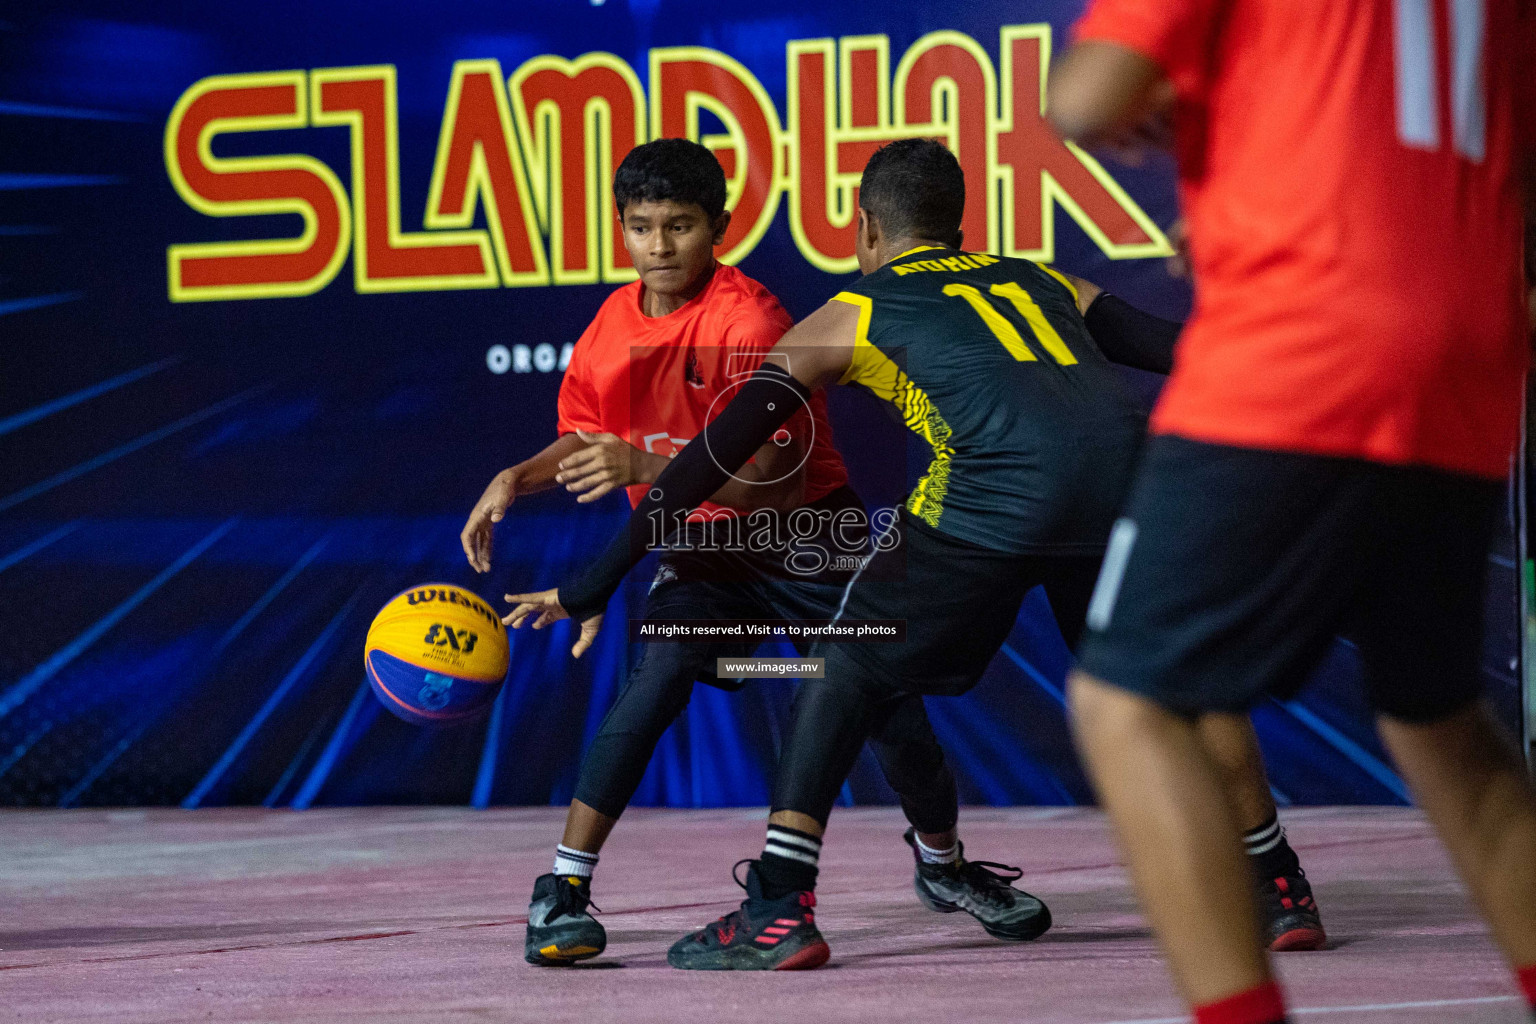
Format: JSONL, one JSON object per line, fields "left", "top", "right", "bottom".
{"left": 832, "top": 246, "right": 1145, "bottom": 554}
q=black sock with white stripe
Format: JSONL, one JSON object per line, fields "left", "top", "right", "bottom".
{"left": 1242, "top": 813, "right": 1300, "bottom": 880}
{"left": 757, "top": 825, "right": 821, "bottom": 899}
{"left": 553, "top": 844, "right": 599, "bottom": 880}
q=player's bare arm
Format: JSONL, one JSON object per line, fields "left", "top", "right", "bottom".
{"left": 503, "top": 422, "right": 815, "bottom": 656}
{"left": 504, "top": 301, "right": 858, "bottom": 652}
{"left": 1046, "top": 41, "right": 1167, "bottom": 148}
{"left": 553, "top": 431, "right": 670, "bottom": 505}
{"left": 1060, "top": 272, "right": 1102, "bottom": 315}
{"left": 556, "top": 428, "right": 808, "bottom": 511}
{"left": 461, "top": 432, "right": 587, "bottom": 573}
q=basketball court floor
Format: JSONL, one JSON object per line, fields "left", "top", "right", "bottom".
{"left": 0, "top": 806, "right": 1524, "bottom": 1023}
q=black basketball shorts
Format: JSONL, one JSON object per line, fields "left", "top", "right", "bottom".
{"left": 1077, "top": 435, "right": 1503, "bottom": 723}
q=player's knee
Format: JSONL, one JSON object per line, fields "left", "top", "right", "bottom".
{"left": 1068, "top": 670, "right": 1176, "bottom": 748}
{"left": 623, "top": 646, "right": 706, "bottom": 709}
{"left": 873, "top": 738, "right": 948, "bottom": 792}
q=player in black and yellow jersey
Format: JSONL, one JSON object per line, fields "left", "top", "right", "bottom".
{"left": 511, "top": 139, "right": 1322, "bottom": 969}
{"left": 832, "top": 248, "right": 1142, "bottom": 557}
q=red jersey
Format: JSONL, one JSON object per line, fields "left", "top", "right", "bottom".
{"left": 557, "top": 262, "right": 848, "bottom": 514}
{"left": 1075, "top": 0, "right": 1533, "bottom": 478}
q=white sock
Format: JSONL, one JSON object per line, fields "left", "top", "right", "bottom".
{"left": 553, "top": 844, "right": 598, "bottom": 879}
{"left": 915, "top": 834, "right": 960, "bottom": 865}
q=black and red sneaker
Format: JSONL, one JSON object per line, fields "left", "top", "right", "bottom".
{"left": 666, "top": 860, "right": 831, "bottom": 971}
{"left": 1259, "top": 869, "right": 1327, "bottom": 952}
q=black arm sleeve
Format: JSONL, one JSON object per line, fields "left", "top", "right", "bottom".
{"left": 557, "top": 364, "right": 811, "bottom": 621}
{"left": 1082, "top": 292, "right": 1184, "bottom": 375}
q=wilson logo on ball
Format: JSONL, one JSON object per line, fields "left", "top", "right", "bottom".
{"left": 404, "top": 587, "right": 502, "bottom": 631}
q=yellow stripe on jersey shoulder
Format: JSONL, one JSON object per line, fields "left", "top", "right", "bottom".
{"left": 1039, "top": 265, "right": 1079, "bottom": 302}
{"left": 830, "top": 291, "right": 875, "bottom": 385}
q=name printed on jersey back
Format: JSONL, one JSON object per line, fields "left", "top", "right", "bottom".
{"left": 891, "top": 253, "right": 1002, "bottom": 276}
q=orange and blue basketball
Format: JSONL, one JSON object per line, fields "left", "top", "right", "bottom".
{"left": 364, "top": 584, "right": 510, "bottom": 726}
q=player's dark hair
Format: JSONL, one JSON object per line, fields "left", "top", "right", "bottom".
{"left": 612, "top": 138, "right": 728, "bottom": 221}
{"left": 858, "top": 138, "right": 965, "bottom": 248}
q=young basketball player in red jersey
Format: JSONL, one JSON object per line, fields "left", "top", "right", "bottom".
{"left": 1049, "top": 2, "right": 1536, "bottom": 1022}
{"left": 461, "top": 139, "right": 1046, "bottom": 967}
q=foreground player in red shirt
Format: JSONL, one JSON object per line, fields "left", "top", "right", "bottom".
{"left": 461, "top": 140, "right": 1044, "bottom": 967}
{"left": 1049, "top": 1, "right": 1536, "bottom": 1022}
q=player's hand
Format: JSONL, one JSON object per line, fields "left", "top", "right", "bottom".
{"left": 556, "top": 430, "right": 667, "bottom": 504}
{"left": 461, "top": 469, "right": 518, "bottom": 573}
{"left": 503, "top": 587, "right": 603, "bottom": 659}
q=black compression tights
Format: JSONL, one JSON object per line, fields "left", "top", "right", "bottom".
{"left": 574, "top": 641, "right": 958, "bottom": 835}
{"left": 769, "top": 644, "right": 959, "bottom": 832}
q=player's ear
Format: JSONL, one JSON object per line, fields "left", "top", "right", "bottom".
{"left": 858, "top": 207, "right": 878, "bottom": 250}
{"left": 712, "top": 210, "right": 731, "bottom": 246}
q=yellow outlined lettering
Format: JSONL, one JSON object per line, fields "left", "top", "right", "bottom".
{"left": 425, "top": 59, "right": 550, "bottom": 288}
{"left": 510, "top": 52, "right": 646, "bottom": 285}
{"left": 994, "top": 25, "right": 1170, "bottom": 262}
{"left": 312, "top": 64, "right": 497, "bottom": 293}
{"left": 650, "top": 46, "right": 784, "bottom": 266}
{"left": 165, "top": 70, "right": 350, "bottom": 302}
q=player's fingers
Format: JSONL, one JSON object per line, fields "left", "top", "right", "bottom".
{"left": 464, "top": 526, "right": 490, "bottom": 574}
{"left": 514, "top": 604, "right": 542, "bottom": 627}
{"left": 502, "top": 603, "right": 538, "bottom": 628}
{"left": 504, "top": 590, "right": 551, "bottom": 605}
{"left": 572, "top": 619, "right": 601, "bottom": 659}
{"left": 556, "top": 446, "right": 603, "bottom": 478}
{"left": 576, "top": 480, "right": 616, "bottom": 504}
{"left": 561, "top": 467, "right": 610, "bottom": 493}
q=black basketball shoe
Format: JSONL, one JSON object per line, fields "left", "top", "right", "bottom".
{"left": 525, "top": 873, "right": 606, "bottom": 965}
{"left": 1258, "top": 869, "right": 1326, "bottom": 951}
{"left": 905, "top": 828, "right": 1052, "bottom": 941}
{"left": 666, "top": 860, "right": 830, "bottom": 971}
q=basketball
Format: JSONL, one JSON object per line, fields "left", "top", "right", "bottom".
{"left": 364, "top": 584, "right": 510, "bottom": 725}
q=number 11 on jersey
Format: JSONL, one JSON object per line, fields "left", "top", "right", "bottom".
{"left": 943, "top": 282, "right": 1079, "bottom": 366}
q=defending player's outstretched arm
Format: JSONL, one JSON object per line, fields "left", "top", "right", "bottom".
{"left": 551, "top": 301, "right": 858, "bottom": 625}
{"left": 1081, "top": 291, "right": 1183, "bottom": 375}
{"left": 1056, "top": 270, "right": 1182, "bottom": 375}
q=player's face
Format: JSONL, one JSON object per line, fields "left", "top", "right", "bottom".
{"left": 619, "top": 201, "right": 729, "bottom": 299}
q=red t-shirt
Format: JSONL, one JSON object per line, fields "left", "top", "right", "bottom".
{"left": 1075, "top": 0, "right": 1532, "bottom": 479}
{"left": 557, "top": 262, "right": 848, "bottom": 514}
